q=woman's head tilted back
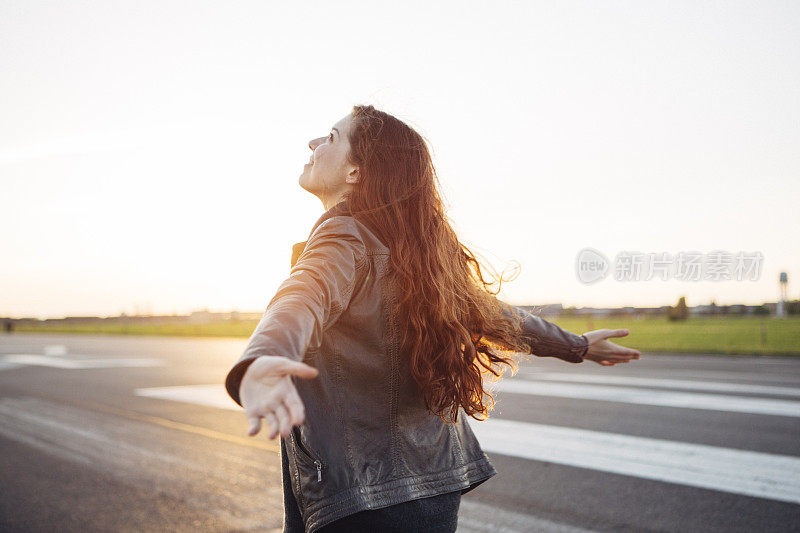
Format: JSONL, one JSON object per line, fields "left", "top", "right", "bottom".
{"left": 299, "top": 112, "right": 360, "bottom": 210}
{"left": 303, "top": 104, "right": 531, "bottom": 423}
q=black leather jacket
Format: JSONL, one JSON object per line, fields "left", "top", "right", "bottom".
{"left": 224, "top": 200, "right": 589, "bottom": 532}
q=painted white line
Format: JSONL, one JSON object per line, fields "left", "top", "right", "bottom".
{"left": 468, "top": 417, "right": 800, "bottom": 505}
{"left": 0, "top": 354, "right": 164, "bottom": 369}
{"left": 0, "top": 396, "right": 284, "bottom": 530}
{"left": 135, "top": 384, "right": 241, "bottom": 410}
{"left": 140, "top": 384, "right": 800, "bottom": 505}
{"left": 491, "top": 380, "right": 800, "bottom": 418}
{"left": 0, "top": 345, "right": 51, "bottom": 352}
{"left": 530, "top": 373, "right": 800, "bottom": 397}
{"left": 524, "top": 368, "right": 800, "bottom": 386}
{"left": 458, "top": 498, "right": 594, "bottom": 533}
{"left": 140, "top": 378, "right": 799, "bottom": 418}
{"left": 43, "top": 345, "right": 67, "bottom": 356}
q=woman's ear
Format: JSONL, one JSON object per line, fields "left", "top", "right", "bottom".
{"left": 346, "top": 167, "right": 360, "bottom": 184}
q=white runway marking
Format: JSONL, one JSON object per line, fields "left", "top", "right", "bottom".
{"left": 458, "top": 498, "right": 594, "bottom": 533}
{"left": 142, "top": 384, "right": 800, "bottom": 505}
{"left": 468, "top": 417, "right": 800, "bottom": 505}
{"left": 0, "top": 354, "right": 164, "bottom": 369}
{"left": 135, "top": 384, "right": 241, "bottom": 410}
{"left": 0, "top": 396, "right": 284, "bottom": 531}
{"left": 525, "top": 368, "right": 800, "bottom": 386}
{"left": 0, "top": 395, "right": 584, "bottom": 532}
{"left": 491, "top": 379, "right": 800, "bottom": 418}
{"left": 530, "top": 373, "right": 800, "bottom": 397}
{"left": 43, "top": 345, "right": 67, "bottom": 356}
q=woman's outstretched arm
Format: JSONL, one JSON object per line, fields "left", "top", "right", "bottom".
{"left": 499, "top": 303, "right": 589, "bottom": 363}
{"left": 499, "top": 302, "right": 641, "bottom": 366}
{"left": 225, "top": 216, "right": 367, "bottom": 408}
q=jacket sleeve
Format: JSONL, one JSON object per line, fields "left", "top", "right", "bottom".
{"left": 224, "top": 216, "right": 367, "bottom": 407}
{"left": 500, "top": 302, "right": 589, "bottom": 363}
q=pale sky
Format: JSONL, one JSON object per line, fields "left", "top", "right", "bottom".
{"left": 1, "top": 1, "right": 798, "bottom": 319}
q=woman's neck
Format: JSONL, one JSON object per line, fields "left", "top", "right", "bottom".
{"left": 322, "top": 194, "right": 348, "bottom": 211}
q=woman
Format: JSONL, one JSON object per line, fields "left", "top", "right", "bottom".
{"left": 224, "top": 105, "right": 641, "bottom": 533}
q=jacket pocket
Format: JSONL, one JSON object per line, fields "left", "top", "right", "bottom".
{"left": 291, "top": 425, "right": 325, "bottom": 482}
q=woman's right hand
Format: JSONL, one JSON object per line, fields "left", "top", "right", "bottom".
{"left": 240, "top": 355, "right": 319, "bottom": 439}
{"left": 582, "top": 329, "right": 642, "bottom": 366}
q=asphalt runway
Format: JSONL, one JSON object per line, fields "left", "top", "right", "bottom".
{"left": 1, "top": 333, "right": 799, "bottom": 532}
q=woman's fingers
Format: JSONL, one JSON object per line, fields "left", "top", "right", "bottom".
{"left": 283, "top": 391, "right": 306, "bottom": 427}
{"left": 272, "top": 404, "right": 291, "bottom": 439}
{"left": 240, "top": 357, "right": 316, "bottom": 439}
{"left": 280, "top": 359, "right": 320, "bottom": 380}
{"left": 248, "top": 414, "right": 262, "bottom": 436}
{"left": 603, "top": 329, "right": 630, "bottom": 339}
{"left": 245, "top": 356, "right": 319, "bottom": 390}
{"left": 593, "top": 356, "right": 634, "bottom": 365}
{"left": 263, "top": 411, "right": 279, "bottom": 438}
{"left": 601, "top": 341, "right": 641, "bottom": 359}
{"left": 615, "top": 345, "right": 641, "bottom": 357}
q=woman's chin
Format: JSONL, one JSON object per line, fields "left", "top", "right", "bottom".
{"left": 298, "top": 173, "right": 317, "bottom": 194}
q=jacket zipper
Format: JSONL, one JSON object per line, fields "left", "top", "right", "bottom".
{"left": 293, "top": 427, "right": 324, "bottom": 482}
{"left": 314, "top": 460, "right": 322, "bottom": 482}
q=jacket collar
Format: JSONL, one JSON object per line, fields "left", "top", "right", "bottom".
{"left": 291, "top": 199, "right": 351, "bottom": 267}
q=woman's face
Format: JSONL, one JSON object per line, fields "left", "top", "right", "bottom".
{"left": 299, "top": 113, "right": 359, "bottom": 206}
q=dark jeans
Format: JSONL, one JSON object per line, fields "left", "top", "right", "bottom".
{"left": 281, "top": 437, "right": 461, "bottom": 532}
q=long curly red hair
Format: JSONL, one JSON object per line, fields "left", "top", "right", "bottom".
{"left": 341, "top": 104, "right": 534, "bottom": 423}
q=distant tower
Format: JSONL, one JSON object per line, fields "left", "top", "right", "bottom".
{"left": 777, "top": 272, "right": 788, "bottom": 317}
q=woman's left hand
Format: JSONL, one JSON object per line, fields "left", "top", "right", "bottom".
{"left": 582, "top": 329, "right": 642, "bottom": 366}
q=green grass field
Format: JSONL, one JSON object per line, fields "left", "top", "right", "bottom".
{"left": 9, "top": 316, "right": 800, "bottom": 356}
{"left": 554, "top": 316, "right": 800, "bottom": 356}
